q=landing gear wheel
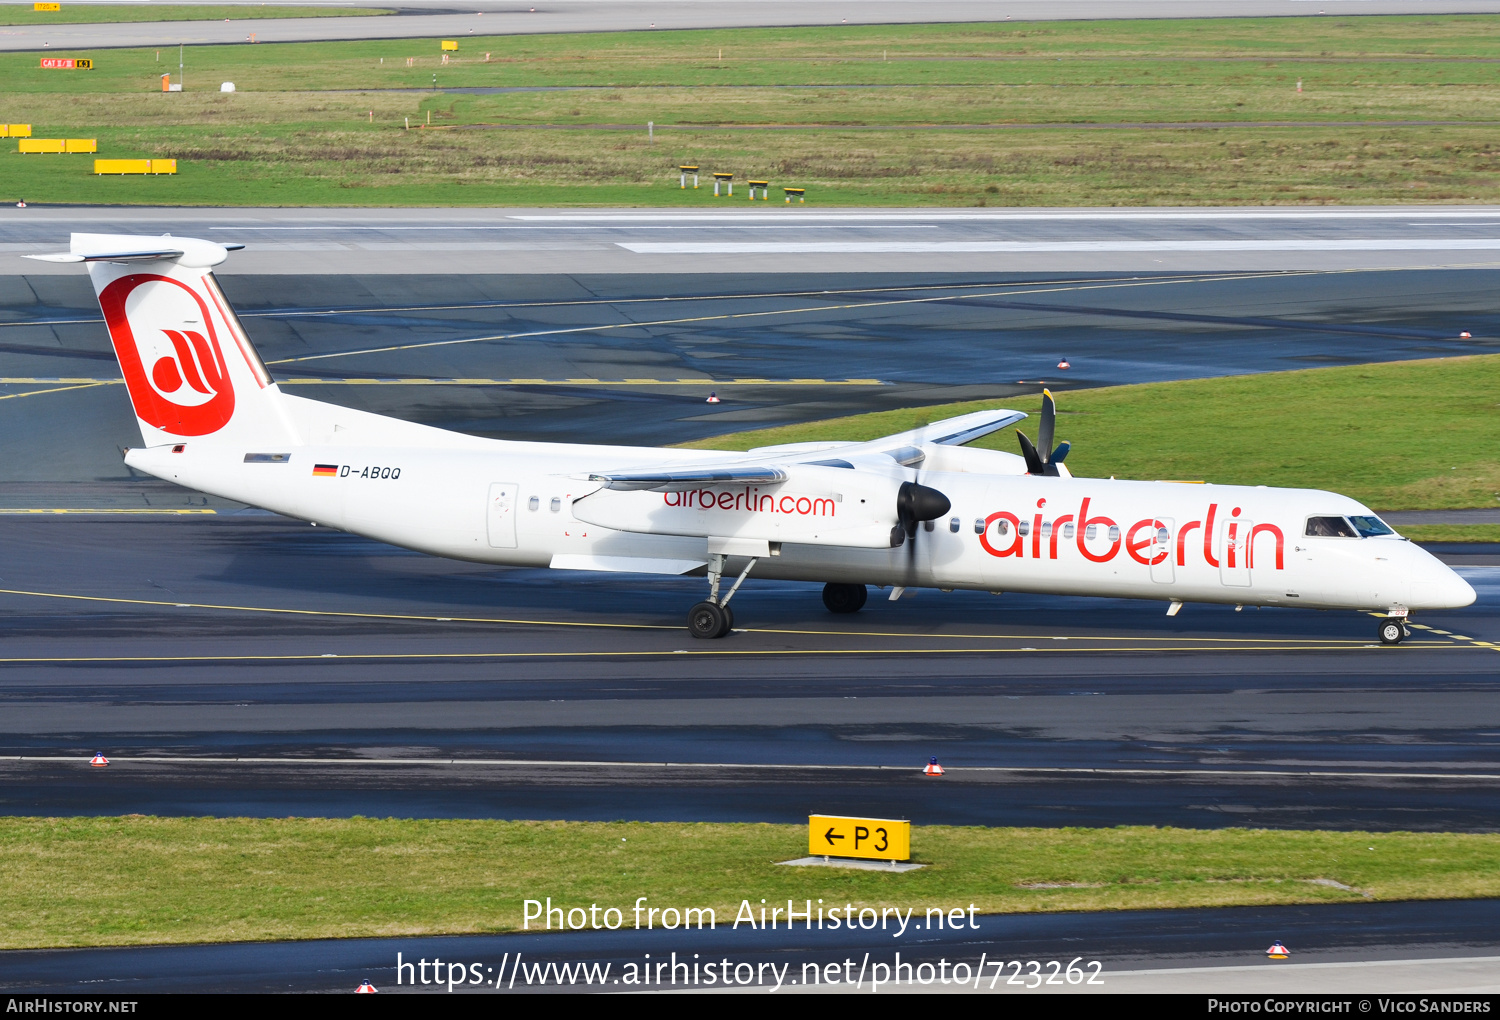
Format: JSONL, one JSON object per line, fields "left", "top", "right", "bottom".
{"left": 1378, "top": 619, "right": 1406, "bottom": 645}
{"left": 822, "top": 582, "right": 868, "bottom": 614}
{"left": 688, "top": 601, "right": 730, "bottom": 640}
{"left": 720, "top": 604, "right": 735, "bottom": 634}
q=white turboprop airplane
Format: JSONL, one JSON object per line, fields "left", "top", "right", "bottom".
{"left": 30, "top": 233, "right": 1475, "bottom": 643}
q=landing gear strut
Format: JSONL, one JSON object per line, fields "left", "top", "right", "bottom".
{"left": 822, "top": 582, "right": 868, "bottom": 614}
{"left": 1378, "top": 617, "right": 1410, "bottom": 645}
{"left": 687, "top": 552, "right": 757, "bottom": 639}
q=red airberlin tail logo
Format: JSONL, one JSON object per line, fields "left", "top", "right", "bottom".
{"left": 98, "top": 273, "right": 236, "bottom": 436}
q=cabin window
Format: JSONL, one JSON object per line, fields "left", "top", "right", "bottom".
{"left": 549, "top": 497, "right": 562, "bottom": 513}
{"left": 923, "top": 519, "right": 935, "bottom": 532}
{"left": 1063, "top": 523, "right": 1075, "bottom": 540}
{"left": 949, "top": 517, "right": 960, "bottom": 533}
{"left": 1156, "top": 526, "right": 1170, "bottom": 544}
{"left": 1305, "top": 516, "right": 1358, "bottom": 538}
{"left": 974, "top": 518, "right": 986, "bottom": 535}
{"left": 1085, "top": 524, "right": 1097, "bottom": 541}
{"left": 528, "top": 496, "right": 539, "bottom": 511}
{"left": 1107, "top": 525, "right": 1120, "bottom": 543}
{"left": 1017, "top": 520, "right": 1030, "bottom": 538}
{"left": 1349, "top": 515, "right": 1395, "bottom": 538}
{"left": 1040, "top": 521, "right": 1052, "bottom": 539}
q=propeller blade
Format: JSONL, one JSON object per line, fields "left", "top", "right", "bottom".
{"left": 1016, "top": 430, "right": 1046, "bottom": 475}
{"left": 1038, "top": 389, "right": 1056, "bottom": 464}
{"left": 1051, "top": 440, "right": 1071, "bottom": 464}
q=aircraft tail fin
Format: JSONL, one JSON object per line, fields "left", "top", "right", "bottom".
{"left": 28, "top": 233, "right": 298, "bottom": 448}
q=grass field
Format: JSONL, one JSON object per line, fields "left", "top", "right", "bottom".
{"left": 4, "top": 817, "right": 1500, "bottom": 948}
{"left": 6, "top": 16, "right": 1500, "bottom": 205}
{"left": 684, "top": 353, "right": 1500, "bottom": 511}
{"left": 0, "top": 5, "right": 389, "bottom": 25}
{"left": 1398, "top": 524, "right": 1500, "bottom": 542}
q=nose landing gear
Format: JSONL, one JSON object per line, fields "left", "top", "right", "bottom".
{"left": 687, "top": 552, "right": 757, "bottom": 639}
{"left": 1378, "top": 617, "right": 1410, "bottom": 645}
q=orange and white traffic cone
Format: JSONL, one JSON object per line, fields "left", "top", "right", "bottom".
{"left": 924, "top": 756, "right": 944, "bottom": 776}
{"left": 355, "top": 981, "right": 378, "bottom": 993}
{"left": 706, "top": 391, "right": 720, "bottom": 404}
{"left": 1460, "top": 331, "right": 1472, "bottom": 338}
{"left": 1266, "top": 942, "right": 1290, "bottom": 959}
{"left": 1057, "top": 358, "right": 1071, "bottom": 369}
{"left": 89, "top": 753, "right": 109, "bottom": 767}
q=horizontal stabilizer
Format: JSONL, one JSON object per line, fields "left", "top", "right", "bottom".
{"left": 24, "top": 249, "right": 186, "bottom": 264}
{"left": 22, "top": 233, "right": 245, "bottom": 270}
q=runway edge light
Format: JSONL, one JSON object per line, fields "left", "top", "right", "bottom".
{"left": 924, "top": 756, "right": 944, "bottom": 776}
{"left": 355, "top": 981, "right": 378, "bottom": 993}
{"left": 88, "top": 752, "right": 108, "bottom": 767}
{"left": 1266, "top": 942, "right": 1290, "bottom": 959}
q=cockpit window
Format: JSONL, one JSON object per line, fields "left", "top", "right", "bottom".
{"left": 1349, "top": 515, "right": 1396, "bottom": 538}
{"left": 1305, "top": 516, "right": 1359, "bottom": 538}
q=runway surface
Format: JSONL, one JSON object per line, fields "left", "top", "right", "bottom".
{"left": 8, "top": 1, "right": 1500, "bottom": 53}
{"left": 0, "top": 516, "right": 1496, "bottom": 830}
{"left": 3, "top": 896, "right": 1498, "bottom": 993}
{"left": 16, "top": 206, "right": 1500, "bottom": 275}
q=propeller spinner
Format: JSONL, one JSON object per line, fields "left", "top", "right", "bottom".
{"left": 1016, "top": 389, "right": 1071, "bottom": 477}
{"left": 890, "top": 480, "right": 951, "bottom": 547}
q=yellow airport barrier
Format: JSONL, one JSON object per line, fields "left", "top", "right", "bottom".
{"left": 64, "top": 139, "right": 96, "bottom": 153}
{"left": 95, "top": 159, "right": 150, "bottom": 174}
{"left": 2, "top": 125, "right": 32, "bottom": 138}
{"left": 441, "top": 40, "right": 458, "bottom": 51}
{"left": 19, "top": 138, "right": 64, "bottom": 153}
{"left": 93, "top": 158, "right": 178, "bottom": 175}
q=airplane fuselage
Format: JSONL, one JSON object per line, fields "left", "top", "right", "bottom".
{"left": 127, "top": 437, "right": 1469, "bottom": 614}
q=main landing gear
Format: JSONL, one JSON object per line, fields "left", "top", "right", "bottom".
{"left": 822, "top": 582, "right": 868, "bottom": 614}
{"left": 687, "top": 552, "right": 758, "bottom": 639}
{"left": 1378, "top": 617, "right": 1411, "bottom": 645}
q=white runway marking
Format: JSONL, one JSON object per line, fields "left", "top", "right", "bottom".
{"left": 620, "top": 239, "right": 1500, "bottom": 254}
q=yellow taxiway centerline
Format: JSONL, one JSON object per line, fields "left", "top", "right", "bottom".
{"left": 0, "top": 586, "right": 1463, "bottom": 645}
{"left": 0, "top": 643, "right": 1461, "bottom": 664}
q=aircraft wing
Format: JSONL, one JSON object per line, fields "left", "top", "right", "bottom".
{"left": 846, "top": 408, "right": 1027, "bottom": 452}
{"left": 586, "top": 408, "right": 1025, "bottom": 494}
{"left": 589, "top": 464, "right": 789, "bottom": 492}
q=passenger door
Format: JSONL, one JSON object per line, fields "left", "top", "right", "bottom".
{"left": 486, "top": 482, "right": 518, "bottom": 549}
{"left": 1219, "top": 517, "right": 1251, "bottom": 587}
{"left": 1149, "top": 518, "right": 1175, "bottom": 584}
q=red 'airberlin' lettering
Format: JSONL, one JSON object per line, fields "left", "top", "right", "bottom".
{"left": 981, "top": 500, "right": 1284, "bottom": 572}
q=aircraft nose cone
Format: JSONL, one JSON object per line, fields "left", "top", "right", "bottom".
{"left": 1444, "top": 571, "right": 1478, "bottom": 608}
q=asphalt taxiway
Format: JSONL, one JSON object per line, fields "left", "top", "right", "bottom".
{"left": 3, "top": 896, "right": 1498, "bottom": 993}
{"left": 1, "top": 250, "right": 1496, "bottom": 484}
{"left": 1, "top": 516, "right": 1496, "bottom": 830}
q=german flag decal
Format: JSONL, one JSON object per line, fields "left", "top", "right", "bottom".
{"left": 312, "top": 464, "right": 339, "bottom": 477}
